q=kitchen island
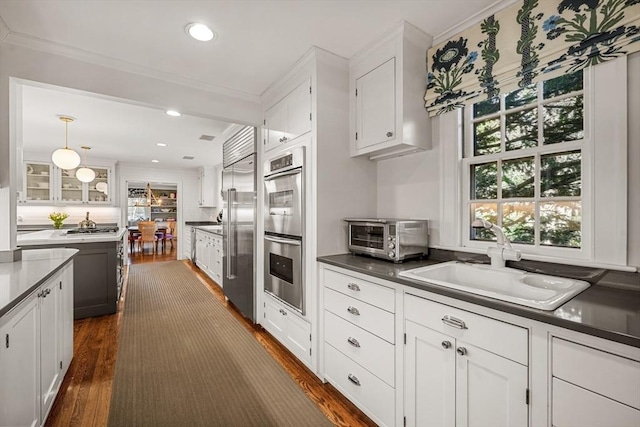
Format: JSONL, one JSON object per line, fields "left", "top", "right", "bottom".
{"left": 18, "top": 228, "right": 127, "bottom": 319}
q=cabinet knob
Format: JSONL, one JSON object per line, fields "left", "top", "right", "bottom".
{"left": 456, "top": 347, "right": 467, "bottom": 356}
{"left": 347, "top": 373, "right": 361, "bottom": 386}
{"left": 441, "top": 340, "right": 452, "bottom": 349}
{"left": 347, "top": 337, "right": 361, "bottom": 348}
{"left": 347, "top": 283, "right": 360, "bottom": 291}
{"left": 279, "top": 309, "right": 287, "bottom": 316}
{"left": 386, "top": 131, "right": 393, "bottom": 137}
{"left": 346, "top": 306, "right": 360, "bottom": 316}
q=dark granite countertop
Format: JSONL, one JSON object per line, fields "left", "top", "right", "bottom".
{"left": 185, "top": 221, "right": 220, "bottom": 226}
{"left": 317, "top": 253, "right": 640, "bottom": 348}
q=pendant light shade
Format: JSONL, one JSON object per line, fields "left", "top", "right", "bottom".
{"left": 76, "top": 146, "right": 95, "bottom": 183}
{"left": 52, "top": 116, "right": 81, "bottom": 170}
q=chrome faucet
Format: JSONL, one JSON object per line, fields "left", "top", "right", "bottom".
{"left": 472, "top": 218, "right": 521, "bottom": 268}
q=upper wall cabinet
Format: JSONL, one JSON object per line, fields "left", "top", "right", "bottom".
{"left": 350, "top": 21, "right": 433, "bottom": 160}
{"left": 199, "top": 165, "right": 218, "bottom": 208}
{"left": 263, "top": 78, "right": 312, "bottom": 153}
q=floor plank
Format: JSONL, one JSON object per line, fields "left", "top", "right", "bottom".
{"left": 46, "top": 257, "right": 376, "bottom": 427}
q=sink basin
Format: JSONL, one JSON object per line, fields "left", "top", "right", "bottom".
{"left": 399, "top": 261, "right": 590, "bottom": 310}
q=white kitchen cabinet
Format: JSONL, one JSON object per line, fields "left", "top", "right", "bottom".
{"left": 183, "top": 226, "right": 192, "bottom": 261}
{"left": 321, "top": 268, "right": 396, "bottom": 426}
{"left": 262, "top": 293, "right": 312, "bottom": 368}
{"left": 195, "top": 230, "right": 209, "bottom": 271}
{"left": 551, "top": 337, "right": 640, "bottom": 427}
{"left": 21, "top": 160, "right": 113, "bottom": 205}
{"left": 350, "top": 21, "right": 432, "bottom": 160}
{"left": 263, "top": 78, "right": 312, "bottom": 153}
{"left": 0, "top": 262, "right": 74, "bottom": 427}
{"left": 210, "top": 233, "right": 223, "bottom": 285}
{"left": 0, "top": 292, "right": 40, "bottom": 427}
{"left": 199, "top": 166, "right": 218, "bottom": 208}
{"left": 404, "top": 293, "right": 529, "bottom": 427}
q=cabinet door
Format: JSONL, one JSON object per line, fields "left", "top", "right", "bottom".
{"left": 263, "top": 295, "right": 287, "bottom": 340}
{"left": 355, "top": 58, "right": 396, "bottom": 151}
{"left": 86, "top": 167, "right": 110, "bottom": 204}
{"left": 24, "top": 161, "right": 54, "bottom": 204}
{"left": 405, "top": 320, "right": 455, "bottom": 427}
{"left": 264, "top": 100, "right": 287, "bottom": 152}
{"left": 58, "top": 168, "right": 84, "bottom": 204}
{"left": 285, "top": 80, "right": 312, "bottom": 142}
{"left": 284, "top": 310, "right": 311, "bottom": 364}
{"left": 0, "top": 294, "right": 40, "bottom": 427}
{"left": 40, "top": 279, "right": 61, "bottom": 420}
{"left": 455, "top": 341, "right": 528, "bottom": 427}
{"left": 195, "top": 233, "right": 208, "bottom": 270}
{"left": 60, "top": 264, "right": 74, "bottom": 373}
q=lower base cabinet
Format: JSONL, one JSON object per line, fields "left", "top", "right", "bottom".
{"left": 262, "top": 293, "right": 312, "bottom": 368}
{"left": 0, "top": 262, "right": 74, "bottom": 427}
{"left": 195, "top": 230, "right": 222, "bottom": 286}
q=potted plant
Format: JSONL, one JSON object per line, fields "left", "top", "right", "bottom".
{"left": 49, "top": 212, "right": 69, "bottom": 229}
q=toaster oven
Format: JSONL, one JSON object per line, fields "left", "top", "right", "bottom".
{"left": 344, "top": 218, "right": 429, "bottom": 263}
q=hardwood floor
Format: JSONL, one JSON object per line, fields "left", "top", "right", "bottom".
{"left": 46, "top": 258, "right": 376, "bottom": 427}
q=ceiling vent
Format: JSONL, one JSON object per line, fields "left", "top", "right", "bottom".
{"left": 182, "top": 155, "right": 195, "bottom": 160}
{"left": 199, "top": 134, "right": 215, "bottom": 141}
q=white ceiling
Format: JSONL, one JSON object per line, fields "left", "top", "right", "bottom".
{"left": 1, "top": 0, "right": 500, "bottom": 169}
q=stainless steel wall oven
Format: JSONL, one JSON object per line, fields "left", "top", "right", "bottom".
{"left": 263, "top": 147, "right": 305, "bottom": 314}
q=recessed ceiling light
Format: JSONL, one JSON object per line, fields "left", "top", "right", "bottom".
{"left": 166, "top": 110, "right": 181, "bottom": 117}
{"left": 151, "top": 159, "right": 160, "bottom": 163}
{"left": 156, "top": 143, "right": 167, "bottom": 147}
{"left": 186, "top": 23, "right": 216, "bottom": 42}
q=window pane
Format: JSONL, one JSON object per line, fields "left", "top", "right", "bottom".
{"left": 503, "top": 202, "right": 535, "bottom": 244}
{"left": 543, "top": 70, "right": 583, "bottom": 99}
{"left": 543, "top": 96, "right": 584, "bottom": 145}
{"left": 506, "top": 108, "right": 537, "bottom": 151}
{"left": 474, "top": 118, "right": 501, "bottom": 155}
{"left": 540, "top": 202, "right": 581, "bottom": 248}
{"left": 473, "top": 97, "right": 500, "bottom": 118}
{"left": 472, "top": 162, "right": 497, "bottom": 199}
{"left": 505, "top": 85, "right": 536, "bottom": 109}
{"left": 471, "top": 202, "right": 498, "bottom": 241}
{"left": 502, "top": 157, "right": 534, "bottom": 198}
{"left": 541, "top": 151, "right": 581, "bottom": 197}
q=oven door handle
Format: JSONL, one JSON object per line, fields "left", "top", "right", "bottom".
{"left": 264, "top": 168, "right": 302, "bottom": 181}
{"left": 264, "top": 235, "right": 302, "bottom": 246}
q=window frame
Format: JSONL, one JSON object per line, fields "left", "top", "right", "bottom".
{"left": 461, "top": 70, "right": 594, "bottom": 261}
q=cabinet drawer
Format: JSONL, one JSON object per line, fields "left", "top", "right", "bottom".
{"left": 324, "top": 269, "right": 395, "bottom": 312}
{"left": 552, "top": 338, "right": 640, "bottom": 409}
{"left": 325, "top": 288, "right": 395, "bottom": 343}
{"left": 324, "top": 343, "right": 395, "bottom": 427}
{"left": 324, "top": 311, "right": 394, "bottom": 387}
{"left": 552, "top": 378, "right": 640, "bottom": 427}
{"left": 404, "top": 293, "right": 527, "bottom": 365}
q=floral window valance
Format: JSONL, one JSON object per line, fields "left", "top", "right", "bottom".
{"left": 424, "top": 0, "right": 640, "bottom": 116}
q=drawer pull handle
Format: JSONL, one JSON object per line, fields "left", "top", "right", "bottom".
{"left": 347, "top": 283, "right": 361, "bottom": 291}
{"left": 347, "top": 373, "right": 361, "bottom": 386}
{"left": 347, "top": 337, "right": 361, "bottom": 348}
{"left": 442, "top": 315, "right": 467, "bottom": 330}
{"left": 279, "top": 309, "right": 287, "bottom": 316}
{"left": 456, "top": 346, "right": 467, "bottom": 356}
{"left": 441, "top": 340, "right": 452, "bottom": 349}
{"left": 347, "top": 306, "right": 360, "bottom": 316}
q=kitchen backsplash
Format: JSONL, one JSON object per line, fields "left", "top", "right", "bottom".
{"left": 17, "top": 206, "right": 121, "bottom": 226}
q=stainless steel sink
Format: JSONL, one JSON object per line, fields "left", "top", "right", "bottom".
{"left": 399, "top": 261, "right": 590, "bottom": 310}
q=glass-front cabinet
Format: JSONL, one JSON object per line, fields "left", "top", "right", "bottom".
{"left": 22, "top": 160, "right": 112, "bottom": 205}
{"left": 24, "top": 162, "right": 54, "bottom": 204}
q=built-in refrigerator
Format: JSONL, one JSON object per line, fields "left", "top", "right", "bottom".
{"left": 222, "top": 126, "right": 257, "bottom": 322}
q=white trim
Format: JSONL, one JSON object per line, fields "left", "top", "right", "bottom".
{"left": 429, "top": 245, "right": 637, "bottom": 273}
{"left": 433, "top": 0, "right": 522, "bottom": 45}
{"left": 2, "top": 31, "right": 261, "bottom": 104}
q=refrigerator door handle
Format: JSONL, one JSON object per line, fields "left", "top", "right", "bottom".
{"left": 226, "top": 188, "right": 237, "bottom": 279}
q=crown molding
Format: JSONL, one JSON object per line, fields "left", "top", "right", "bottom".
{"left": 433, "top": 0, "right": 521, "bottom": 46}
{"left": 2, "top": 31, "right": 261, "bottom": 104}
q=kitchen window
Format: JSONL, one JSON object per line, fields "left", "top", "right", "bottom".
{"left": 462, "top": 70, "right": 592, "bottom": 258}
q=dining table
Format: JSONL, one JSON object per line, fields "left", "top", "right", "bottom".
{"left": 127, "top": 224, "right": 168, "bottom": 253}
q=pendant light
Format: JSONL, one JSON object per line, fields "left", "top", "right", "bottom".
{"left": 51, "top": 116, "right": 81, "bottom": 170}
{"left": 75, "top": 146, "right": 96, "bottom": 183}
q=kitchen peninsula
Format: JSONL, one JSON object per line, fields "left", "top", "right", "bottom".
{"left": 17, "top": 228, "right": 127, "bottom": 319}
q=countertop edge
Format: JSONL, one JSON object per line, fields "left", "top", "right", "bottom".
{"left": 0, "top": 249, "right": 78, "bottom": 318}
{"left": 17, "top": 228, "right": 127, "bottom": 246}
{"left": 317, "top": 255, "right": 640, "bottom": 348}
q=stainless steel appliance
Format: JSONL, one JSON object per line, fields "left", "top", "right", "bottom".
{"left": 66, "top": 226, "right": 119, "bottom": 234}
{"left": 222, "top": 126, "right": 257, "bottom": 322}
{"left": 263, "top": 147, "right": 305, "bottom": 314}
{"left": 344, "top": 218, "right": 429, "bottom": 262}
{"left": 190, "top": 226, "right": 196, "bottom": 261}
{"left": 263, "top": 146, "right": 304, "bottom": 237}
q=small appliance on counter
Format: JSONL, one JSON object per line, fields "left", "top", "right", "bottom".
{"left": 78, "top": 211, "right": 97, "bottom": 229}
{"left": 344, "top": 218, "right": 429, "bottom": 263}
